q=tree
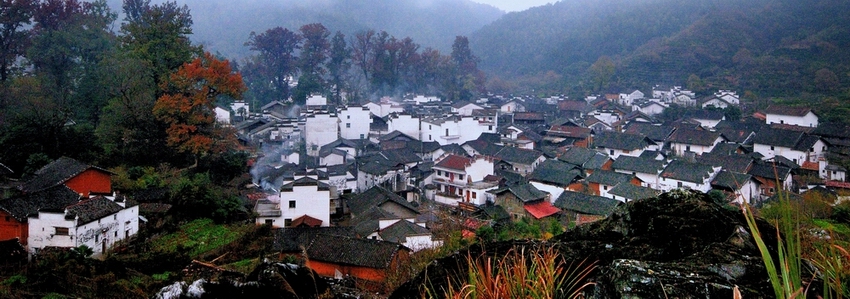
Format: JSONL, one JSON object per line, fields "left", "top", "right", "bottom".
{"left": 293, "top": 23, "right": 330, "bottom": 103}
{"left": 326, "top": 31, "right": 349, "bottom": 104}
{"left": 120, "top": 0, "right": 199, "bottom": 86}
{"left": 153, "top": 52, "right": 245, "bottom": 161}
{"left": 447, "top": 36, "right": 484, "bottom": 101}
{"left": 588, "top": 55, "right": 615, "bottom": 92}
{"left": 814, "top": 68, "right": 839, "bottom": 93}
{"left": 0, "top": 0, "right": 36, "bottom": 83}
{"left": 244, "top": 26, "right": 301, "bottom": 103}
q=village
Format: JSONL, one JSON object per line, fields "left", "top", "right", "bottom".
{"left": 3, "top": 82, "right": 845, "bottom": 293}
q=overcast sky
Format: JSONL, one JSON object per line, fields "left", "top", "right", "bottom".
{"left": 474, "top": 0, "right": 554, "bottom": 12}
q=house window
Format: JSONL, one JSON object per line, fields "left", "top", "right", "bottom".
{"left": 603, "top": 186, "right": 608, "bottom": 190}
{"left": 472, "top": 192, "right": 477, "bottom": 199}
{"left": 4, "top": 216, "right": 9, "bottom": 222}
{"left": 289, "top": 200, "right": 296, "bottom": 208}
{"left": 265, "top": 219, "right": 273, "bottom": 225}
{"left": 114, "top": 215, "right": 117, "bottom": 220}
{"left": 459, "top": 174, "right": 464, "bottom": 180}
{"left": 770, "top": 146, "right": 774, "bottom": 150}
{"left": 678, "top": 182, "right": 683, "bottom": 188}
{"left": 609, "top": 150, "right": 614, "bottom": 155}
{"left": 347, "top": 115, "right": 350, "bottom": 119}
{"left": 95, "top": 235, "right": 99, "bottom": 242}
{"left": 360, "top": 134, "right": 365, "bottom": 139}
{"left": 55, "top": 227, "right": 69, "bottom": 236}
{"left": 114, "top": 231, "right": 117, "bottom": 237}
{"left": 488, "top": 126, "right": 493, "bottom": 130}
{"left": 284, "top": 219, "right": 292, "bottom": 227}
{"left": 346, "top": 123, "right": 351, "bottom": 128}
{"left": 446, "top": 129, "right": 449, "bottom": 136}
{"left": 685, "top": 146, "right": 691, "bottom": 152}
{"left": 437, "top": 170, "right": 442, "bottom": 176}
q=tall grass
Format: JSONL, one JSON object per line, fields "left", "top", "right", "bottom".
{"left": 743, "top": 196, "right": 805, "bottom": 298}
{"left": 435, "top": 245, "right": 596, "bottom": 299}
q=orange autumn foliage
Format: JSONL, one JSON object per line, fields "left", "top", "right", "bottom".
{"left": 153, "top": 52, "right": 245, "bottom": 157}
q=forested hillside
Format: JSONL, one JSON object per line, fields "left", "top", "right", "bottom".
{"left": 471, "top": 0, "right": 850, "bottom": 98}
{"left": 106, "top": 0, "right": 504, "bottom": 59}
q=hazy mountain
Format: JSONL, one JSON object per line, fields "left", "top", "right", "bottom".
{"left": 470, "top": 0, "right": 850, "bottom": 96}
{"left": 108, "top": 0, "right": 504, "bottom": 59}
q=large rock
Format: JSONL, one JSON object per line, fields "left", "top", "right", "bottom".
{"left": 392, "top": 189, "right": 781, "bottom": 298}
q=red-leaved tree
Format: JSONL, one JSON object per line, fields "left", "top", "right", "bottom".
{"left": 153, "top": 52, "right": 245, "bottom": 160}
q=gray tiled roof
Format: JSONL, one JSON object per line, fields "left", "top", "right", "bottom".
{"left": 65, "top": 196, "right": 124, "bottom": 225}
{"left": 559, "top": 147, "right": 610, "bottom": 170}
{"left": 491, "top": 183, "right": 547, "bottom": 202}
{"left": 611, "top": 156, "right": 665, "bottom": 174}
{"left": 272, "top": 227, "right": 355, "bottom": 252}
{"left": 554, "top": 191, "right": 619, "bottom": 215}
{"left": 696, "top": 153, "right": 754, "bottom": 173}
{"left": 379, "top": 220, "right": 430, "bottom": 243}
{"left": 0, "top": 185, "right": 81, "bottom": 222}
{"left": 594, "top": 131, "right": 651, "bottom": 151}
{"left": 347, "top": 186, "right": 418, "bottom": 217}
{"left": 623, "top": 123, "right": 675, "bottom": 142}
{"left": 608, "top": 183, "right": 658, "bottom": 201}
{"left": 711, "top": 170, "right": 753, "bottom": 190}
{"left": 494, "top": 146, "right": 543, "bottom": 165}
{"left": 667, "top": 128, "right": 723, "bottom": 146}
{"left": 529, "top": 167, "right": 583, "bottom": 187}
{"left": 586, "top": 170, "right": 634, "bottom": 186}
{"left": 20, "top": 157, "right": 110, "bottom": 193}
{"left": 660, "top": 160, "right": 716, "bottom": 184}
{"left": 306, "top": 234, "right": 408, "bottom": 269}
{"left": 280, "top": 177, "right": 331, "bottom": 192}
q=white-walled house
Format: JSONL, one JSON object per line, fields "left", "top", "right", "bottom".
{"left": 500, "top": 100, "right": 525, "bottom": 114}
{"left": 658, "top": 160, "right": 721, "bottom": 193}
{"left": 451, "top": 102, "right": 484, "bottom": 116}
{"left": 214, "top": 106, "right": 230, "bottom": 125}
{"left": 421, "top": 115, "right": 495, "bottom": 145}
{"left": 255, "top": 177, "right": 333, "bottom": 228}
{"left": 27, "top": 196, "right": 139, "bottom": 257}
{"left": 338, "top": 106, "right": 372, "bottom": 140}
{"left": 711, "top": 170, "right": 760, "bottom": 205}
{"left": 668, "top": 128, "right": 726, "bottom": 157}
{"left": 593, "top": 131, "right": 654, "bottom": 159}
{"left": 365, "top": 98, "right": 404, "bottom": 117}
{"left": 752, "top": 128, "right": 826, "bottom": 166}
{"left": 305, "top": 94, "right": 328, "bottom": 107}
{"left": 432, "top": 154, "right": 497, "bottom": 206}
{"left": 764, "top": 105, "right": 819, "bottom": 128}
{"left": 612, "top": 156, "right": 666, "bottom": 189}
{"left": 305, "top": 112, "right": 339, "bottom": 157}
{"left": 387, "top": 114, "right": 422, "bottom": 141}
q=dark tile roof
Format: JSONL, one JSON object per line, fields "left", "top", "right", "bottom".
{"left": 440, "top": 143, "right": 467, "bottom": 156}
{"left": 494, "top": 169, "right": 527, "bottom": 186}
{"left": 708, "top": 143, "right": 747, "bottom": 156}
{"left": 546, "top": 125, "right": 591, "bottom": 139}
{"left": 529, "top": 166, "right": 583, "bottom": 187}
{"left": 623, "top": 123, "right": 675, "bottom": 142}
{"left": 319, "top": 138, "right": 358, "bottom": 157}
{"left": 752, "top": 127, "right": 805, "bottom": 148}
{"left": 660, "top": 160, "right": 717, "bottom": 183}
{"left": 554, "top": 191, "right": 620, "bottom": 216}
{"left": 696, "top": 153, "right": 754, "bottom": 173}
{"left": 272, "top": 227, "right": 355, "bottom": 252}
{"left": 65, "top": 196, "right": 124, "bottom": 225}
{"left": 558, "top": 147, "right": 610, "bottom": 170}
{"left": 764, "top": 105, "right": 814, "bottom": 117}
{"left": 611, "top": 156, "right": 665, "bottom": 174}
{"left": 379, "top": 220, "right": 430, "bottom": 243}
{"left": 812, "top": 123, "right": 850, "bottom": 139}
{"left": 491, "top": 183, "right": 547, "bottom": 202}
{"left": 586, "top": 170, "right": 635, "bottom": 186}
{"left": 716, "top": 128, "right": 755, "bottom": 144}
{"left": 347, "top": 186, "right": 418, "bottom": 217}
{"left": 21, "top": 157, "right": 110, "bottom": 193}
{"left": 0, "top": 185, "right": 81, "bottom": 222}
{"left": 280, "top": 177, "right": 331, "bottom": 192}
{"left": 306, "top": 234, "right": 408, "bottom": 269}
{"left": 494, "top": 147, "right": 543, "bottom": 165}
{"left": 711, "top": 170, "right": 753, "bottom": 191}
{"left": 685, "top": 110, "right": 725, "bottom": 120}
{"left": 351, "top": 206, "right": 401, "bottom": 237}
{"left": 463, "top": 140, "right": 502, "bottom": 156}
{"left": 379, "top": 131, "right": 418, "bottom": 142}
{"left": 667, "top": 128, "right": 723, "bottom": 146}
{"left": 593, "top": 131, "right": 651, "bottom": 151}
{"left": 608, "top": 183, "right": 658, "bottom": 201}
{"left": 434, "top": 155, "right": 472, "bottom": 171}
{"left": 477, "top": 132, "right": 501, "bottom": 144}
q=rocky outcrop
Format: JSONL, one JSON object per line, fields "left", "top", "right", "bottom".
{"left": 392, "top": 189, "right": 782, "bottom": 298}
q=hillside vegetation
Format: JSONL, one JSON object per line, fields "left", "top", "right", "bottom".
{"left": 110, "top": 0, "right": 504, "bottom": 59}
{"left": 471, "top": 0, "right": 850, "bottom": 98}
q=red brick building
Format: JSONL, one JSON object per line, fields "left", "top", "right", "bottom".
{"left": 19, "top": 157, "right": 112, "bottom": 197}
